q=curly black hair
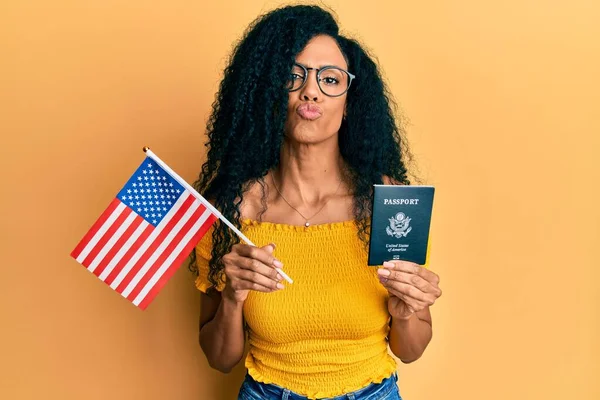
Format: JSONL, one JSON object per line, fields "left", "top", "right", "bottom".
{"left": 190, "top": 4, "right": 415, "bottom": 288}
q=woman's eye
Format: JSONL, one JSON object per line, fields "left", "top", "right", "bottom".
{"left": 322, "top": 77, "right": 339, "bottom": 85}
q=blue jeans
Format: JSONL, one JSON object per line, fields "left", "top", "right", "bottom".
{"left": 238, "top": 372, "right": 402, "bottom": 400}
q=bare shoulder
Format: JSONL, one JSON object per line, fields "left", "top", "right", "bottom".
{"left": 239, "top": 177, "right": 269, "bottom": 220}
{"left": 204, "top": 177, "right": 269, "bottom": 220}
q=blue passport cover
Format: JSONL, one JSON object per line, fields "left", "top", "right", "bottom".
{"left": 368, "top": 185, "right": 435, "bottom": 266}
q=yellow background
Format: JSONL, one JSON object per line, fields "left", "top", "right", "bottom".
{"left": 1, "top": 1, "right": 598, "bottom": 399}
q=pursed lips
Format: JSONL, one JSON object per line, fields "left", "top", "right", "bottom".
{"left": 296, "top": 103, "right": 323, "bottom": 120}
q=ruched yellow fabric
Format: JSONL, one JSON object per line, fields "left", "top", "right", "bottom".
{"left": 195, "top": 219, "right": 397, "bottom": 399}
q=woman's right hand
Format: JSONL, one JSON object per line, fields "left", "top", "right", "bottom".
{"left": 222, "top": 243, "right": 285, "bottom": 303}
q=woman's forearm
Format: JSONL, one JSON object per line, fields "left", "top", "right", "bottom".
{"left": 388, "top": 313, "right": 433, "bottom": 363}
{"left": 199, "top": 297, "right": 246, "bottom": 373}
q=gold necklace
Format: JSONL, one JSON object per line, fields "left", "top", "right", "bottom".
{"left": 271, "top": 172, "right": 343, "bottom": 227}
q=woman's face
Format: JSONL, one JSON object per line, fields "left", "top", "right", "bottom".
{"left": 284, "top": 35, "right": 348, "bottom": 144}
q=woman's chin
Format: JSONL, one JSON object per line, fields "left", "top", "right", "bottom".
{"left": 285, "top": 128, "right": 337, "bottom": 145}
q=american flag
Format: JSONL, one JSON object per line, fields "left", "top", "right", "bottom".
{"left": 71, "top": 156, "right": 217, "bottom": 309}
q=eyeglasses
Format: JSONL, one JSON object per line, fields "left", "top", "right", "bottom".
{"left": 286, "top": 63, "right": 356, "bottom": 97}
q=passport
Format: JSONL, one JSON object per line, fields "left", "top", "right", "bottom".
{"left": 368, "top": 185, "right": 435, "bottom": 266}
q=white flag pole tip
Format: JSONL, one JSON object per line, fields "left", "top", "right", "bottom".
{"left": 276, "top": 268, "right": 293, "bottom": 284}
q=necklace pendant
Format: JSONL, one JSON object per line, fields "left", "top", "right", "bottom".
{"left": 305, "top": 221, "right": 310, "bottom": 227}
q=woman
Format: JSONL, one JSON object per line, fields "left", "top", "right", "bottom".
{"left": 191, "top": 5, "right": 442, "bottom": 400}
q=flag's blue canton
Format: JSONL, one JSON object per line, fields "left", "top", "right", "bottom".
{"left": 117, "top": 157, "right": 185, "bottom": 227}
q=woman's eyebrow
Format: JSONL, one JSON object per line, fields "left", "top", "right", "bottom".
{"left": 294, "top": 61, "right": 346, "bottom": 70}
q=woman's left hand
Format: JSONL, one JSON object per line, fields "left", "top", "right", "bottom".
{"left": 377, "top": 260, "right": 442, "bottom": 320}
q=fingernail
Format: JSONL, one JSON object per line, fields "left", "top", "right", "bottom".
{"left": 383, "top": 261, "right": 394, "bottom": 268}
{"left": 276, "top": 283, "right": 285, "bottom": 290}
{"left": 273, "top": 259, "right": 284, "bottom": 268}
{"left": 277, "top": 274, "right": 283, "bottom": 281}
{"left": 378, "top": 268, "right": 390, "bottom": 277}
{"left": 269, "top": 243, "right": 277, "bottom": 250}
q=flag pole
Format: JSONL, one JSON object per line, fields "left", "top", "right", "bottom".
{"left": 143, "top": 147, "right": 293, "bottom": 284}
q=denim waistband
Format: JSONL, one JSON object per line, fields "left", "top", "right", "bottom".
{"left": 239, "top": 372, "right": 400, "bottom": 400}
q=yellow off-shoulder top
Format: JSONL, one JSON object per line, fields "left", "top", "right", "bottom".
{"left": 194, "top": 219, "right": 397, "bottom": 399}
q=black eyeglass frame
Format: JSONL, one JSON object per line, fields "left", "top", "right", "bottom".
{"left": 287, "top": 63, "right": 356, "bottom": 98}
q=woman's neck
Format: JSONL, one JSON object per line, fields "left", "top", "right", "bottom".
{"left": 274, "top": 138, "right": 345, "bottom": 206}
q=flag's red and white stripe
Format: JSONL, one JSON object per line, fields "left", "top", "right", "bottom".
{"left": 71, "top": 191, "right": 216, "bottom": 309}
